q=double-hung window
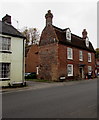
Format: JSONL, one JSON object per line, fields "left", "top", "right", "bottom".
{"left": 79, "top": 51, "right": 83, "bottom": 61}
{"left": 0, "top": 36, "right": 11, "bottom": 51}
{"left": 88, "top": 53, "right": 91, "bottom": 62}
{"left": 67, "top": 64, "right": 73, "bottom": 76}
{"left": 67, "top": 47, "right": 73, "bottom": 60}
{"left": 66, "top": 29, "right": 71, "bottom": 42}
{"left": 0, "top": 63, "right": 10, "bottom": 80}
{"left": 88, "top": 66, "right": 92, "bottom": 73}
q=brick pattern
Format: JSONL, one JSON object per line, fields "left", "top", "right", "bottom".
{"left": 38, "top": 43, "right": 58, "bottom": 81}
{"left": 39, "top": 26, "right": 95, "bottom": 81}
{"left": 57, "top": 44, "right": 95, "bottom": 80}
{"left": 25, "top": 45, "right": 39, "bottom": 73}
{"left": 39, "top": 25, "right": 58, "bottom": 46}
{"left": 38, "top": 10, "right": 96, "bottom": 81}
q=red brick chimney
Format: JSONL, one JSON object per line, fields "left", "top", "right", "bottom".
{"left": 45, "top": 10, "right": 53, "bottom": 26}
{"left": 2, "top": 14, "right": 11, "bottom": 24}
{"left": 82, "top": 29, "right": 87, "bottom": 39}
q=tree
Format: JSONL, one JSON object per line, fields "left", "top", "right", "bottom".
{"left": 95, "top": 48, "right": 99, "bottom": 59}
{"left": 21, "top": 27, "right": 40, "bottom": 46}
{"left": 22, "top": 28, "right": 30, "bottom": 46}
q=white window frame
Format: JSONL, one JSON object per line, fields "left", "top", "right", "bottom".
{"left": 0, "top": 36, "right": 11, "bottom": 52}
{"left": 88, "top": 66, "right": 92, "bottom": 72}
{"left": 0, "top": 63, "right": 10, "bottom": 80}
{"left": 79, "top": 51, "right": 83, "bottom": 61}
{"left": 67, "top": 64, "right": 73, "bottom": 76}
{"left": 66, "top": 29, "right": 71, "bottom": 41}
{"left": 67, "top": 47, "right": 73, "bottom": 60}
{"left": 88, "top": 53, "right": 91, "bottom": 62}
{"left": 86, "top": 37, "right": 89, "bottom": 47}
{"left": 36, "top": 66, "right": 39, "bottom": 75}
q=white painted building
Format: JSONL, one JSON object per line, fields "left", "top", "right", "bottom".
{"left": 0, "top": 14, "right": 25, "bottom": 86}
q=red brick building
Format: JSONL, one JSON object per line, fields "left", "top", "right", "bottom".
{"left": 96, "top": 58, "right": 99, "bottom": 75}
{"left": 38, "top": 10, "right": 96, "bottom": 81}
{"left": 25, "top": 45, "right": 39, "bottom": 73}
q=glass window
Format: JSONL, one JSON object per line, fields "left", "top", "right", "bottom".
{"left": 0, "top": 63, "right": 10, "bottom": 79}
{"left": 88, "top": 53, "right": 91, "bottom": 62}
{"left": 67, "top": 47, "right": 73, "bottom": 59}
{"left": 67, "top": 64, "right": 73, "bottom": 76}
{"left": 0, "top": 36, "right": 11, "bottom": 51}
{"left": 79, "top": 51, "right": 83, "bottom": 61}
{"left": 66, "top": 29, "right": 71, "bottom": 41}
{"left": 88, "top": 66, "right": 92, "bottom": 72}
{"left": 86, "top": 37, "right": 89, "bottom": 47}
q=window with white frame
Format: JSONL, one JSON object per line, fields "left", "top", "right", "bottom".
{"left": 86, "top": 37, "right": 89, "bottom": 47}
{"left": 36, "top": 66, "right": 39, "bottom": 75}
{"left": 88, "top": 53, "right": 91, "bottom": 62}
{"left": 0, "top": 63, "right": 10, "bottom": 80}
{"left": 66, "top": 29, "right": 71, "bottom": 41}
{"left": 88, "top": 66, "right": 92, "bottom": 72}
{"left": 0, "top": 36, "right": 11, "bottom": 51}
{"left": 67, "top": 64, "right": 73, "bottom": 76}
{"left": 67, "top": 47, "right": 73, "bottom": 60}
{"left": 79, "top": 51, "right": 83, "bottom": 61}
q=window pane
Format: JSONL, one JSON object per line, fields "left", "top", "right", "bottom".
{"left": 67, "top": 48, "right": 72, "bottom": 59}
{"left": 88, "top": 53, "right": 91, "bottom": 62}
{"left": 0, "top": 36, "right": 11, "bottom": 51}
{"left": 0, "top": 63, "right": 10, "bottom": 78}
{"left": 79, "top": 51, "right": 83, "bottom": 61}
{"left": 67, "top": 64, "right": 73, "bottom": 76}
{"left": 88, "top": 66, "right": 92, "bottom": 72}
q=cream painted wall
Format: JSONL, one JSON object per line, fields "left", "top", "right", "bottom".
{"left": 0, "top": 34, "right": 24, "bottom": 86}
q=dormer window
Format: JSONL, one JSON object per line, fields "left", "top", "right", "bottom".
{"left": 86, "top": 37, "right": 89, "bottom": 47}
{"left": 66, "top": 29, "right": 71, "bottom": 41}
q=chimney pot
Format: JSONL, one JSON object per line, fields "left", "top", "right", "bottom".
{"left": 45, "top": 10, "right": 53, "bottom": 26}
{"left": 82, "top": 29, "right": 87, "bottom": 39}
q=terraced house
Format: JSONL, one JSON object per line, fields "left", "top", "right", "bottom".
{"left": 38, "top": 10, "right": 96, "bottom": 81}
{"left": 0, "top": 14, "right": 25, "bottom": 86}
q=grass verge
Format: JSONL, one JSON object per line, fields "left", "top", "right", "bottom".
{"left": 25, "top": 79, "right": 54, "bottom": 83}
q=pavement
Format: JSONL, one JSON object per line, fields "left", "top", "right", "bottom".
{"left": 0, "top": 78, "right": 98, "bottom": 93}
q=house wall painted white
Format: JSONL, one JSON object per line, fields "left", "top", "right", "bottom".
{"left": 0, "top": 34, "right": 25, "bottom": 86}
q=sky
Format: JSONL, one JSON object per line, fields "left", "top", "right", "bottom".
{"left": 0, "top": 0, "right": 97, "bottom": 49}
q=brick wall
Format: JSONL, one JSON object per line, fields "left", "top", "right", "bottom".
{"left": 25, "top": 45, "right": 39, "bottom": 73}
{"left": 57, "top": 44, "right": 95, "bottom": 80}
{"left": 38, "top": 43, "right": 58, "bottom": 81}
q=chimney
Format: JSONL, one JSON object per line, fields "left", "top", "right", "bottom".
{"left": 82, "top": 29, "right": 87, "bottom": 39}
{"left": 45, "top": 10, "right": 53, "bottom": 26}
{"left": 2, "top": 14, "right": 11, "bottom": 24}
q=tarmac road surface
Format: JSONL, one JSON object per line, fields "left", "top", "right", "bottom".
{"left": 2, "top": 79, "right": 97, "bottom": 118}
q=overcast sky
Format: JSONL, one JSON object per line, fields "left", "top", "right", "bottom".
{"left": 1, "top": 0, "right": 97, "bottom": 49}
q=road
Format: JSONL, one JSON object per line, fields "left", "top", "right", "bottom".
{"left": 2, "top": 79, "right": 97, "bottom": 119}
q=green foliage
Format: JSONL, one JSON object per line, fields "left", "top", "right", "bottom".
{"left": 95, "top": 48, "right": 99, "bottom": 59}
{"left": 25, "top": 79, "right": 53, "bottom": 83}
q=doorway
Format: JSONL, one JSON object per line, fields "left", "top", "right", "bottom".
{"left": 79, "top": 67, "right": 84, "bottom": 78}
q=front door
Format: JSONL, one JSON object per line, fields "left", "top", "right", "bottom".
{"left": 79, "top": 67, "right": 84, "bottom": 78}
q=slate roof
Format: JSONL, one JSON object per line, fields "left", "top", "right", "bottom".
{"left": 0, "top": 20, "right": 25, "bottom": 39}
{"left": 53, "top": 25, "right": 95, "bottom": 53}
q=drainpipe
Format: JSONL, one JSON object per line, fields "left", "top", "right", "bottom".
{"left": 22, "top": 38, "right": 25, "bottom": 85}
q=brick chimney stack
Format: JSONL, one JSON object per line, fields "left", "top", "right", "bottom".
{"left": 82, "top": 29, "right": 87, "bottom": 39}
{"left": 45, "top": 10, "right": 53, "bottom": 26}
{"left": 2, "top": 14, "right": 11, "bottom": 24}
